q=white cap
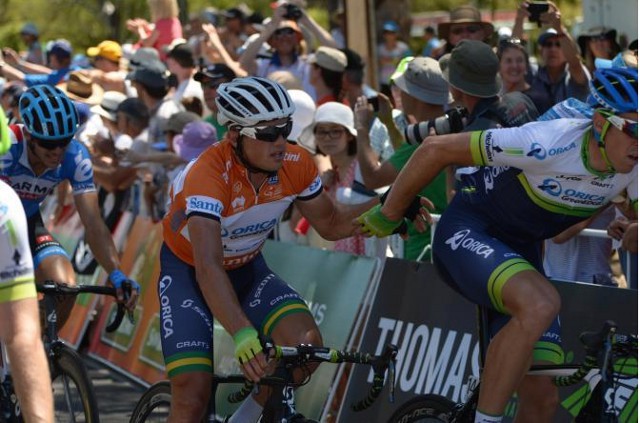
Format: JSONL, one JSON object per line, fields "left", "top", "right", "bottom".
{"left": 313, "top": 102, "right": 356, "bottom": 136}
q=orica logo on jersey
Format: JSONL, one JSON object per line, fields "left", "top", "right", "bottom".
{"left": 221, "top": 218, "right": 278, "bottom": 239}
{"left": 528, "top": 142, "right": 577, "bottom": 161}
{"left": 445, "top": 229, "right": 494, "bottom": 258}
{"left": 540, "top": 178, "right": 606, "bottom": 206}
{"left": 483, "top": 166, "right": 509, "bottom": 193}
{"left": 187, "top": 195, "right": 223, "bottom": 216}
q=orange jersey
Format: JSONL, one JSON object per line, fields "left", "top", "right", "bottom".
{"left": 162, "top": 140, "right": 322, "bottom": 269}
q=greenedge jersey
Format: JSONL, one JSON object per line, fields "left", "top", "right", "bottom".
{"left": 464, "top": 118, "right": 637, "bottom": 243}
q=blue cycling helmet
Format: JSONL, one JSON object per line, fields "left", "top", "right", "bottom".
{"left": 589, "top": 67, "right": 638, "bottom": 113}
{"left": 19, "top": 85, "right": 79, "bottom": 141}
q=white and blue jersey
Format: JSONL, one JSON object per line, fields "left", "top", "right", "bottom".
{"left": 0, "top": 125, "right": 96, "bottom": 218}
{"left": 433, "top": 119, "right": 637, "bottom": 364}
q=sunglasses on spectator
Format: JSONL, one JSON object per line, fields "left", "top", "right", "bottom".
{"left": 450, "top": 25, "right": 482, "bottom": 36}
{"left": 274, "top": 28, "right": 296, "bottom": 37}
{"left": 601, "top": 112, "right": 638, "bottom": 139}
{"left": 31, "top": 135, "right": 72, "bottom": 150}
{"left": 239, "top": 120, "right": 292, "bottom": 142}
{"left": 314, "top": 128, "right": 346, "bottom": 139}
{"left": 542, "top": 41, "right": 562, "bottom": 48}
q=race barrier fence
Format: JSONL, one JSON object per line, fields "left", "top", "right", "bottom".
{"left": 45, "top": 210, "right": 637, "bottom": 422}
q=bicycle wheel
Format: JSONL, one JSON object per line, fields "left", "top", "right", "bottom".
{"left": 49, "top": 344, "right": 99, "bottom": 423}
{"left": 387, "top": 395, "right": 456, "bottom": 422}
{"left": 129, "top": 381, "right": 171, "bottom": 423}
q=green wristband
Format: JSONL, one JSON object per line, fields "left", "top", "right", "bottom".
{"left": 357, "top": 204, "right": 404, "bottom": 237}
{"left": 233, "top": 327, "right": 262, "bottom": 364}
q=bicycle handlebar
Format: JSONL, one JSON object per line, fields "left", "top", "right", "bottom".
{"left": 554, "top": 320, "right": 637, "bottom": 387}
{"left": 226, "top": 342, "right": 398, "bottom": 412}
{"left": 37, "top": 281, "right": 127, "bottom": 333}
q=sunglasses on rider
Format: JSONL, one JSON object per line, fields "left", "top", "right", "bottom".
{"left": 606, "top": 115, "right": 638, "bottom": 139}
{"left": 599, "top": 110, "right": 638, "bottom": 139}
{"left": 31, "top": 135, "right": 73, "bottom": 150}
{"left": 238, "top": 120, "right": 293, "bottom": 142}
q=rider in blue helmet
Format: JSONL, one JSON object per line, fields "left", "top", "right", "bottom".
{"left": 0, "top": 84, "right": 139, "bottom": 329}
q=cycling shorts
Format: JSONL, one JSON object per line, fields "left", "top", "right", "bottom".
{"left": 433, "top": 197, "right": 563, "bottom": 364}
{"left": 0, "top": 181, "right": 36, "bottom": 303}
{"left": 27, "top": 213, "right": 69, "bottom": 268}
{"left": 158, "top": 243, "right": 312, "bottom": 377}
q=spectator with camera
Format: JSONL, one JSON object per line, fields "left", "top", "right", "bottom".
{"left": 354, "top": 56, "right": 452, "bottom": 260}
{"left": 218, "top": 7, "right": 249, "bottom": 61}
{"left": 438, "top": 40, "right": 539, "bottom": 197}
{"left": 512, "top": 1, "right": 590, "bottom": 113}
{"left": 238, "top": 1, "right": 338, "bottom": 101}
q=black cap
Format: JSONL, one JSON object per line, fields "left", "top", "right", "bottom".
{"left": 629, "top": 39, "right": 638, "bottom": 51}
{"left": 116, "top": 98, "right": 150, "bottom": 122}
{"left": 167, "top": 43, "right": 195, "bottom": 68}
{"left": 341, "top": 48, "right": 365, "bottom": 71}
{"left": 127, "top": 67, "right": 168, "bottom": 89}
{"left": 194, "top": 63, "right": 236, "bottom": 82}
{"left": 223, "top": 7, "right": 245, "bottom": 21}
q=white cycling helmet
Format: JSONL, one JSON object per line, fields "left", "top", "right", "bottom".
{"left": 215, "top": 76, "right": 295, "bottom": 127}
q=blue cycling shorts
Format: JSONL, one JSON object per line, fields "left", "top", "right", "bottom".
{"left": 157, "top": 243, "right": 311, "bottom": 377}
{"left": 433, "top": 198, "right": 563, "bottom": 364}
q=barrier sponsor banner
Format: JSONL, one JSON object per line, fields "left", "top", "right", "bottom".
{"left": 88, "top": 236, "right": 378, "bottom": 418}
{"left": 43, "top": 192, "right": 134, "bottom": 348}
{"left": 72, "top": 188, "right": 128, "bottom": 275}
{"left": 87, "top": 216, "right": 166, "bottom": 383}
{"left": 339, "top": 258, "right": 638, "bottom": 422}
{"left": 213, "top": 240, "right": 380, "bottom": 420}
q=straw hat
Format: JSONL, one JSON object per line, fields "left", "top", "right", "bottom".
{"left": 58, "top": 71, "right": 104, "bottom": 105}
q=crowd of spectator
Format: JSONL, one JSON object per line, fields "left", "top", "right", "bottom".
{"left": 0, "top": 0, "right": 637, "bottom": 287}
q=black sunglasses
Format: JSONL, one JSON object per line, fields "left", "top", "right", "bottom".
{"left": 239, "top": 121, "right": 293, "bottom": 142}
{"left": 32, "top": 135, "right": 72, "bottom": 150}
{"left": 274, "top": 28, "right": 296, "bottom": 37}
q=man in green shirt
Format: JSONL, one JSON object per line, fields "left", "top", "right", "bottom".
{"left": 354, "top": 56, "right": 452, "bottom": 260}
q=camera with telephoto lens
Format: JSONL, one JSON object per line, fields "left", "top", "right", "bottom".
{"left": 283, "top": 3, "right": 303, "bottom": 20}
{"left": 403, "top": 106, "right": 468, "bottom": 145}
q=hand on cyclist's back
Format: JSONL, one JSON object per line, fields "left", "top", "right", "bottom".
{"left": 233, "top": 327, "right": 268, "bottom": 382}
{"left": 108, "top": 269, "right": 140, "bottom": 314}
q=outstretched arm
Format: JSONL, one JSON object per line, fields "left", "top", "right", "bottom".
{"left": 381, "top": 132, "right": 473, "bottom": 221}
{"left": 295, "top": 191, "right": 379, "bottom": 240}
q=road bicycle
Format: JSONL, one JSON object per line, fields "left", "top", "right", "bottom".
{"left": 130, "top": 341, "right": 398, "bottom": 422}
{"left": 387, "top": 319, "right": 638, "bottom": 422}
{"left": 0, "top": 281, "right": 128, "bottom": 422}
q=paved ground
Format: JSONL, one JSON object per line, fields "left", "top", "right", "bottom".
{"left": 85, "top": 356, "right": 148, "bottom": 422}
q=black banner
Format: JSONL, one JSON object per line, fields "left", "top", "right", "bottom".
{"left": 339, "top": 258, "right": 638, "bottom": 422}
